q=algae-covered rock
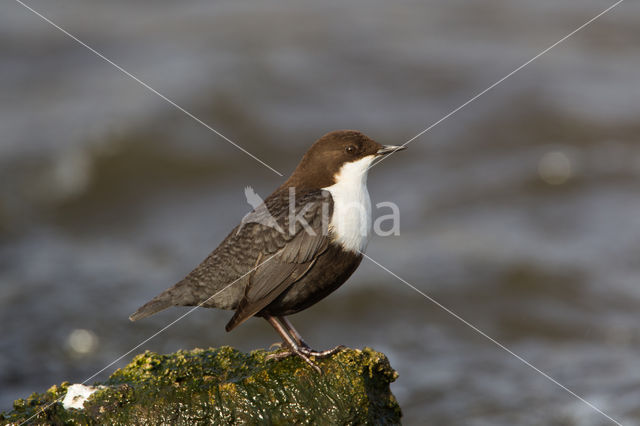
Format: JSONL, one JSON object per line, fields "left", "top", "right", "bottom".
{"left": 1, "top": 347, "right": 401, "bottom": 425}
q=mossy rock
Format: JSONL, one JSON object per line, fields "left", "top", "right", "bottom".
{"left": 1, "top": 347, "right": 401, "bottom": 425}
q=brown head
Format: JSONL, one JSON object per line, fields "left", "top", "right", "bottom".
{"left": 285, "top": 130, "right": 405, "bottom": 190}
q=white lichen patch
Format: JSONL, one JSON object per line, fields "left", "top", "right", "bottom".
{"left": 62, "top": 384, "right": 105, "bottom": 410}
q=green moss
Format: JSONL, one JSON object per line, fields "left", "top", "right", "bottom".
{"left": 1, "top": 347, "right": 401, "bottom": 425}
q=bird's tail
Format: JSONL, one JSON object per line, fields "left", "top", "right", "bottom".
{"left": 129, "top": 295, "right": 172, "bottom": 322}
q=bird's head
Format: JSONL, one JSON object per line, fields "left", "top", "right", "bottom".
{"left": 287, "top": 130, "right": 405, "bottom": 189}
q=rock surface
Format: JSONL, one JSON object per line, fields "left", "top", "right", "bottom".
{"left": 1, "top": 347, "right": 401, "bottom": 425}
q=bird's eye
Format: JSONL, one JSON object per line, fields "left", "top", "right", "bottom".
{"left": 345, "top": 145, "right": 356, "bottom": 155}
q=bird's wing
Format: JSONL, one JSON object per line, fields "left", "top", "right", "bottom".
{"left": 129, "top": 188, "right": 333, "bottom": 323}
{"left": 224, "top": 189, "right": 332, "bottom": 331}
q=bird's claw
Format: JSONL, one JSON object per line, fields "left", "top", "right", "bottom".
{"left": 269, "top": 341, "right": 283, "bottom": 350}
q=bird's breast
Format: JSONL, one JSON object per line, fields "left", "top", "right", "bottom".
{"left": 322, "top": 180, "right": 372, "bottom": 254}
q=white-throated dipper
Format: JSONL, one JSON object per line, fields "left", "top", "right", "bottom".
{"left": 130, "top": 130, "right": 405, "bottom": 371}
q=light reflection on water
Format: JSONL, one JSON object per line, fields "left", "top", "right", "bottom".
{"left": 1, "top": 0, "right": 640, "bottom": 424}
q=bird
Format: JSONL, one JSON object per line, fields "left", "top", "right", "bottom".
{"left": 129, "top": 130, "right": 406, "bottom": 371}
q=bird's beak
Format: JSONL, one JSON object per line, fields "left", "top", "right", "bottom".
{"left": 376, "top": 145, "right": 407, "bottom": 156}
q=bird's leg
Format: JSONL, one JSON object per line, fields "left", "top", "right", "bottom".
{"left": 277, "top": 316, "right": 310, "bottom": 348}
{"left": 264, "top": 315, "right": 321, "bottom": 373}
{"left": 277, "top": 316, "right": 345, "bottom": 358}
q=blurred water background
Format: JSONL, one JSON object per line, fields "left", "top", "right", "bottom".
{"left": 1, "top": 0, "right": 640, "bottom": 424}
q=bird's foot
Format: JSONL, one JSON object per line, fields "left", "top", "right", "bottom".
{"left": 266, "top": 347, "right": 321, "bottom": 373}
{"left": 266, "top": 344, "right": 345, "bottom": 373}
{"left": 298, "top": 345, "right": 345, "bottom": 358}
{"left": 265, "top": 349, "right": 291, "bottom": 361}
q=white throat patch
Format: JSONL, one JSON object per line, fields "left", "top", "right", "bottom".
{"left": 322, "top": 155, "right": 375, "bottom": 253}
